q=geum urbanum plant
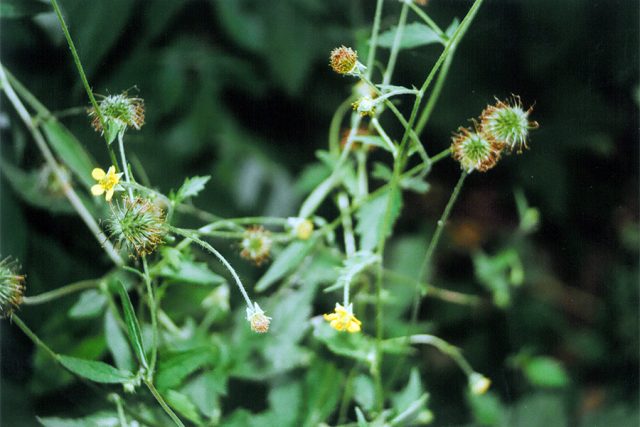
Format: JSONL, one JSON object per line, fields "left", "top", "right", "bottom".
{"left": 1, "top": 0, "right": 540, "bottom": 425}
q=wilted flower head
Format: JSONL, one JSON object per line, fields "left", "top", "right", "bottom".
{"left": 451, "top": 127, "right": 503, "bottom": 173}
{"left": 324, "top": 303, "right": 361, "bottom": 333}
{"left": 468, "top": 372, "right": 491, "bottom": 395}
{"left": 0, "top": 257, "right": 26, "bottom": 318}
{"left": 287, "top": 217, "right": 314, "bottom": 240}
{"left": 240, "top": 226, "right": 272, "bottom": 266}
{"left": 246, "top": 302, "right": 271, "bottom": 333}
{"left": 89, "top": 93, "right": 145, "bottom": 140}
{"left": 480, "top": 96, "right": 538, "bottom": 153}
{"left": 330, "top": 46, "right": 360, "bottom": 75}
{"left": 91, "top": 166, "right": 124, "bottom": 202}
{"left": 106, "top": 196, "right": 166, "bottom": 257}
{"left": 352, "top": 96, "right": 377, "bottom": 117}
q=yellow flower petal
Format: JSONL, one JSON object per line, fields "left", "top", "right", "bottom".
{"left": 106, "top": 166, "right": 116, "bottom": 175}
{"left": 105, "top": 188, "right": 115, "bottom": 202}
{"left": 91, "top": 184, "right": 105, "bottom": 196}
{"left": 92, "top": 168, "right": 106, "bottom": 180}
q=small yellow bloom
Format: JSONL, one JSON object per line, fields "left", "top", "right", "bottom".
{"left": 91, "top": 166, "right": 123, "bottom": 202}
{"left": 288, "top": 217, "right": 314, "bottom": 240}
{"left": 324, "top": 303, "right": 361, "bottom": 333}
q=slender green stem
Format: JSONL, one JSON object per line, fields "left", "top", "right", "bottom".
{"left": 371, "top": 118, "right": 398, "bottom": 159}
{"left": 22, "top": 280, "right": 99, "bottom": 305}
{"left": 337, "top": 193, "right": 356, "bottom": 307}
{"left": 48, "top": 0, "right": 119, "bottom": 170}
{"left": 109, "top": 394, "right": 129, "bottom": 427}
{"left": 383, "top": 269, "right": 481, "bottom": 306}
{"left": 143, "top": 379, "right": 186, "bottom": 427}
{"left": 142, "top": 256, "right": 158, "bottom": 375}
{"left": 329, "top": 96, "right": 356, "bottom": 156}
{"left": 415, "top": 45, "right": 456, "bottom": 135}
{"left": 385, "top": 334, "right": 474, "bottom": 375}
{"left": 382, "top": 1, "right": 409, "bottom": 86}
{"left": 365, "top": 0, "right": 385, "bottom": 79}
{"left": 0, "top": 65, "right": 124, "bottom": 266}
{"left": 411, "top": 171, "right": 467, "bottom": 322}
{"left": 12, "top": 315, "right": 58, "bottom": 360}
{"left": 170, "top": 227, "right": 253, "bottom": 308}
{"left": 118, "top": 132, "right": 135, "bottom": 200}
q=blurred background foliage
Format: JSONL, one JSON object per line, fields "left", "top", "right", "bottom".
{"left": 1, "top": 0, "right": 638, "bottom": 426}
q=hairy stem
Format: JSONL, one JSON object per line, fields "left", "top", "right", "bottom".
{"left": 22, "top": 280, "right": 100, "bottom": 305}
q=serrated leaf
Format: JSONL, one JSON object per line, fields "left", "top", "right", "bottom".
{"left": 302, "top": 360, "right": 343, "bottom": 427}
{"left": 255, "top": 238, "right": 317, "bottom": 292}
{"left": 353, "top": 375, "right": 376, "bottom": 413}
{"left": 156, "top": 347, "right": 217, "bottom": 391}
{"left": 356, "top": 187, "right": 402, "bottom": 251}
{"left": 0, "top": 0, "right": 49, "bottom": 19}
{"left": 104, "top": 310, "right": 134, "bottom": 372}
{"left": 523, "top": 357, "right": 570, "bottom": 388}
{"left": 116, "top": 280, "right": 147, "bottom": 369}
{"left": 172, "top": 175, "right": 211, "bottom": 204}
{"left": 324, "top": 251, "right": 380, "bottom": 293}
{"left": 392, "top": 369, "right": 424, "bottom": 414}
{"left": 377, "top": 22, "right": 442, "bottom": 50}
{"left": 166, "top": 389, "right": 203, "bottom": 425}
{"left": 58, "top": 355, "right": 133, "bottom": 384}
{"left": 41, "top": 120, "right": 96, "bottom": 190}
{"left": 68, "top": 290, "right": 107, "bottom": 319}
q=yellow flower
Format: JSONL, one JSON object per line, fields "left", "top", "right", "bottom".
{"left": 324, "top": 303, "right": 361, "bottom": 333}
{"left": 91, "top": 166, "right": 123, "bottom": 202}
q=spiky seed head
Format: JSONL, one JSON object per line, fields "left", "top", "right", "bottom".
{"left": 451, "top": 127, "right": 503, "bottom": 173}
{"left": 240, "top": 226, "right": 273, "bottom": 266}
{"left": 480, "top": 96, "right": 538, "bottom": 153}
{"left": 106, "top": 196, "right": 166, "bottom": 257}
{"left": 89, "top": 93, "right": 145, "bottom": 137}
{"left": 0, "top": 257, "right": 26, "bottom": 319}
{"left": 330, "top": 46, "right": 359, "bottom": 75}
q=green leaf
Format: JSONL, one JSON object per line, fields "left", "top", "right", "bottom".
{"left": 0, "top": 0, "right": 49, "bottom": 19}
{"left": 155, "top": 258, "right": 226, "bottom": 286}
{"left": 324, "top": 251, "right": 380, "bottom": 293}
{"left": 255, "top": 238, "right": 317, "bottom": 292}
{"left": 353, "top": 375, "right": 376, "bottom": 413}
{"left": 0, "top": 161, "right": 74, "bottom": 214}
{"left": 58, "top": 355, "right": 133, "bottom": 384}
{"left": 41, "top": 120, "right": 96, "bottom": 190}
{"left": 156, "top": 347, "right": 217, "bottom": 391}
{"left": 37, "top": 412, "right": 120, "bottom": 427}
{"left": 355, "top": 407, "right": 369, "bottom": 427}
{"left": 356, "top": 187, "right": 402, "bottom": 251}
{"left": 104, "top": 310, "right": 134, "bottom": 372}
{"left": 172, "top": 175, "right": 211, "bottom": 204}
{"left": 68, "top": 290, "right": 107, "bottom": 319}
{"left": 377, "top": 22, "right": 442, "bottom": 50}
{"left": 166, "top": 389, "right": 203, "bottom": 425}
{"left": 301, "top": 360, "right": 343, "bottom": 427}
{"left": 391, "top": 369, "right": 424, "bottom": 415}
{"left": 116, "top": 280, "right": 148, "bottom": 369}
{"left": 523, "top": 357, "right": 570, "bottom": 388}
{"left": 467, "top": 391, "right": 505, "bottom": 426}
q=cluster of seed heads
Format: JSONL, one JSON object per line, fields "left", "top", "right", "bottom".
{"left": 106, "top": 197, "right": 166, "bottom": 258}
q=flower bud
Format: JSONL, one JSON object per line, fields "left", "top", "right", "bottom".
{"left": 0, "top": 257, "right": 26, "bottom": 318}
{"left": 352, "top": 96, "right": 377, "bottom": 117}
{"left": 287, "top": 217, "right": 314, "bottom": 240}
{"left": 468, "top": 372, "right": 491, "bottom": 395}
{"left": 246, "top": 302, "right": 271, "bottom": 333}
{"left": 240, "top": 226, "right": 272, "bottom": 266}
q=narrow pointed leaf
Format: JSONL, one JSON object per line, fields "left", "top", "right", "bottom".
{"left": 58, "top": 355, "right": 133, "bottom": 384}
{"left": 116, "top": 280, "right": 148, "bottom": 369}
